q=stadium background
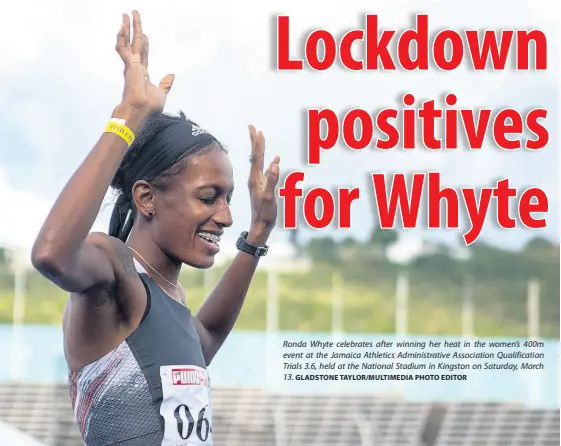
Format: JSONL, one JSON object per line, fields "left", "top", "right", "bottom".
{"left": 1, "top": 0, "right": 559, "bottom": 444}
{"left": 0, "top": 237, "right": 559, "bottom": 445}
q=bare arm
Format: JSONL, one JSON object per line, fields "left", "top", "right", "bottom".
{"left": 194, "top": 229, "right": 268, "bottom": 363}
{"left": 31, "top": 109, "right": 146, "bottom": 292}
{"left": 195, "top": 127, "right": 280, "bottom": 364}
{"left": 31, "top": 11, "right": 174, "bottom": 294}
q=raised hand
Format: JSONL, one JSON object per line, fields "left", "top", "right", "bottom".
{"left": 116, "top": 11, "right": 174, "bottom": 115}
{"left": 247, "top": 125, "right": 281, "bottom": 244}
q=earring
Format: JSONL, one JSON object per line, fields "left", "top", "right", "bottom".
{"left": 148, "top": 211, "right": 154, "bottom": 216}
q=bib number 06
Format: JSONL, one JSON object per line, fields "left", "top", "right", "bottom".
{"left": 174, "top": 404, "right": 211, "bottom": 441}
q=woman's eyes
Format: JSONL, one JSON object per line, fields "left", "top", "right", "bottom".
{"left": 200, "top": 195, "right": 232, "bottom": 205}
{"left": 200, "top": 196, "right": 216, "bottom": 204}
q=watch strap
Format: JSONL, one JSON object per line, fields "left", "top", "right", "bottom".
{"left": 236, "top": 231, "right": 268, "bottom": 257}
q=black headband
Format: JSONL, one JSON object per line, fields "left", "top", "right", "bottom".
{"left": 123, "top": 119, "right": 218, "bottom": 187}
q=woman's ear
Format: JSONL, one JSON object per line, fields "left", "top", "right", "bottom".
{"left": 132, "top": 180, "right": 156, "bottom": 218}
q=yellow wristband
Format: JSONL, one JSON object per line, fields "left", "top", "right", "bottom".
{"left": 105, "top": 121, "right": 135, "bottom": 147}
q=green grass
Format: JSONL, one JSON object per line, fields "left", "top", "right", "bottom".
{"left": 0, "top": 266, "right": 555, "bottom": 339}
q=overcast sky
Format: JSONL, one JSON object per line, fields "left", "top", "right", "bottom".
{"left": 1, "top": 0, "right": 558, "bottom": 264}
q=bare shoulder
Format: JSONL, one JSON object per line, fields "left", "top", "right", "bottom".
{"left": 86, "top": 232, "right": 138, "bottom": 280}
{"left": 63, "top": 232, "right": 148, "bottom": 369}
{"left": 81, "top": 231, "right": 146, "bottom": 318}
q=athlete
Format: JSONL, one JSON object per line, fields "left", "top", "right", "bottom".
{"left": 31, "top": 11, "right": 280, "bottom": 445}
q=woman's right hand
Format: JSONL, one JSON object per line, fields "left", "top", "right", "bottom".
{"left": 116, "top": 11, "right": 174, "bottom": 117}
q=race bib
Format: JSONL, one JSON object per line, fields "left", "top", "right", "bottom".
{"left": 160, "top": 365, "right": 213, "bottom": 446}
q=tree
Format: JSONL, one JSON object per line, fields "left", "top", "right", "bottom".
{"left": 523, "top": 236, "right": 555, "bottom": 251}
{"left": 368, "top": 228, "right": 398, "bottom": 256}
{"left": 340, "top": 236, "right": 358, "bottom": 247}
{"left": 303, "top": 236, "right": 339, "bottom": 263}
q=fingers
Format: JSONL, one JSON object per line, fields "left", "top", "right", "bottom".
{"left": 141, "top": 34, "right": 149, "bottom": 68}
{"left": 159, "top": 74, "right": 175, "bottom": 94}
{"left": 246, "top": 124, "right": 280, "bottom": 199}
{"left": 248, "top": 125, "right": 265, "bottom": 187}
{"left": 131, "top": 10, "right": 143, "bottom": 55}
{"left": 116, "top": 14, "right": 131, "bottom": 60}
{"left": 264, "top": 156, "right": 281, "bottom": 198}
{"left": 116, "top": 12, "right": 146, "bottom": 65}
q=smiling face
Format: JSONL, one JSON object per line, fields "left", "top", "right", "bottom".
{"left": 149, "top": 147, "right": 234, "bottom": 268}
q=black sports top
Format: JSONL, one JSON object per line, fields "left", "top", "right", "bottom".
{"left": 68, "top": 260, "right": 213, "bottom": 445}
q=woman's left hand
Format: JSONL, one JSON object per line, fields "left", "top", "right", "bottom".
{"left": 246, "top": 125, "right": 281, "bottom": 246}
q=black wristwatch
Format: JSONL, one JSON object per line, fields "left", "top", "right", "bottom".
{"left": 236, "top": 231, "right": 269, "bottom": 257}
